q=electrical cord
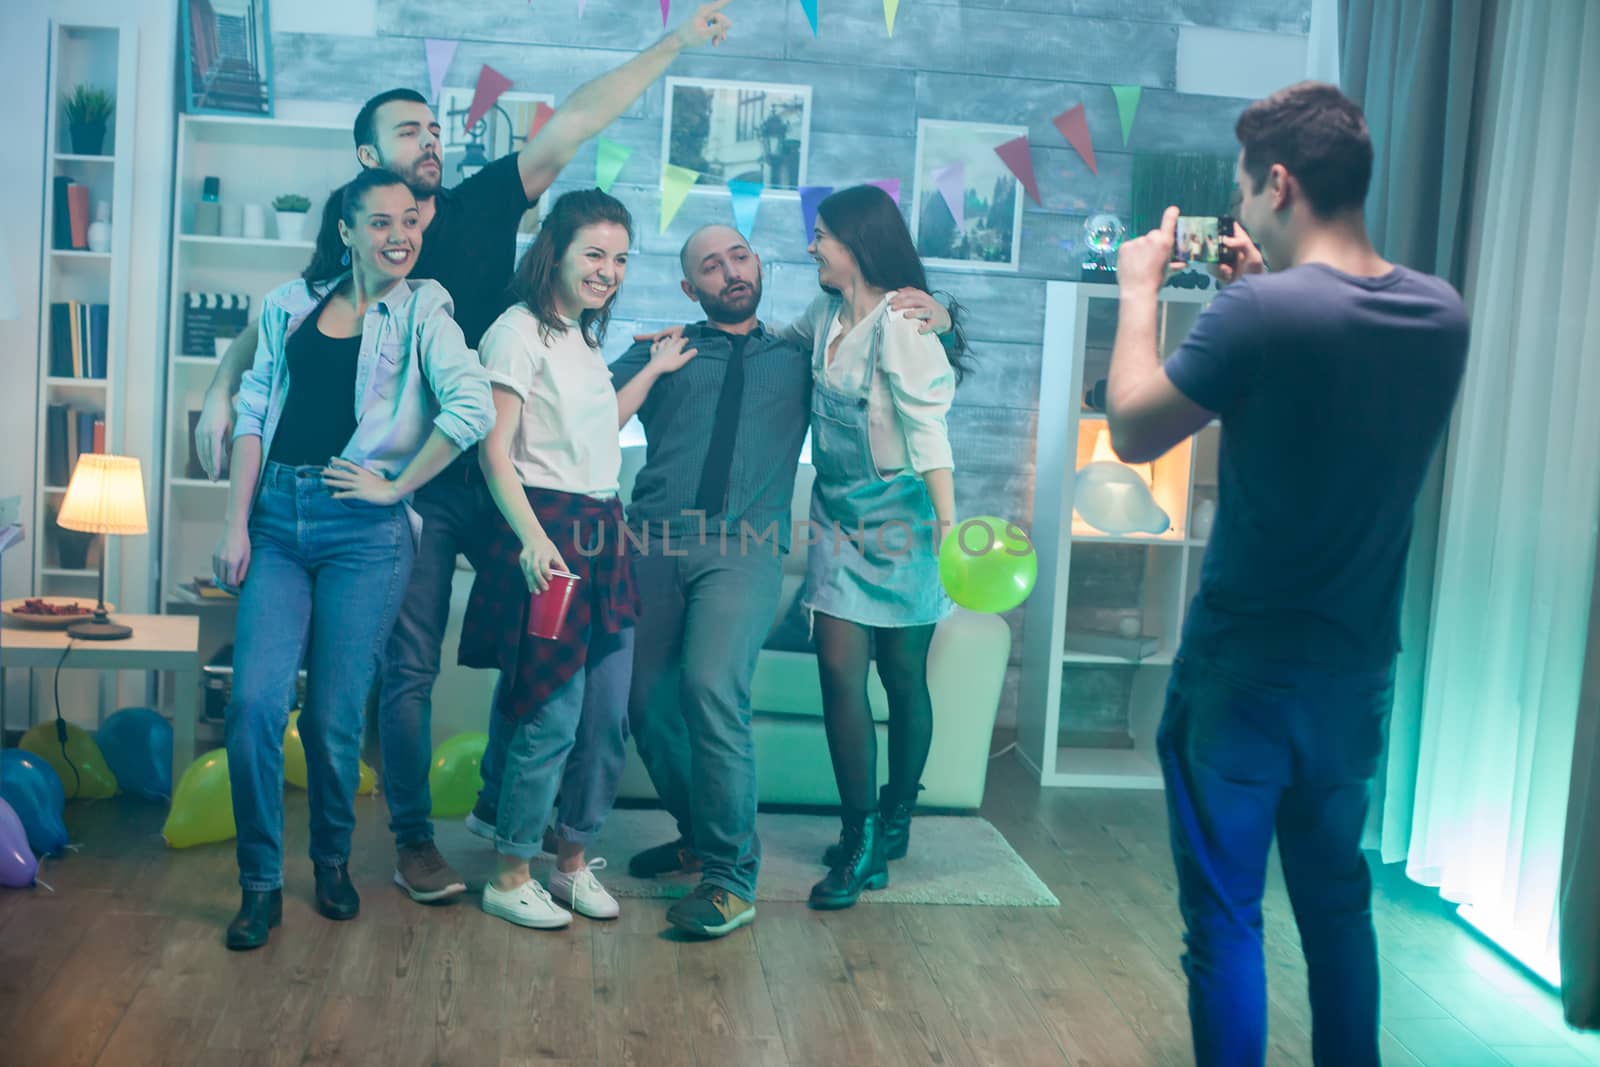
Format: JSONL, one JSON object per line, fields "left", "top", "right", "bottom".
{"left": 53, "top": 639, "right": 82, "bottom": 798}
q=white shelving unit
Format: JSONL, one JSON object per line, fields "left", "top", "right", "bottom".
{"left": 1018, "top": 281, "right": 1221, "bottom": 789}
{"left": 30, "top": 18, "right": 137, "bottom": 601}
{"left": 157, "top": 115, "right": 353, "bottom": 720}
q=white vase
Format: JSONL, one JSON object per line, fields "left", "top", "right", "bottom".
{"left": 241, "top": 203, "right": 266, "bottom": 240}
{"left": 87, "top": 201, "right": 111, "bottom": 253}
{"left": 275, "top": 211, "right": 307, "bottom": 242}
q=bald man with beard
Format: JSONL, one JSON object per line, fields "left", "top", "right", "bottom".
{"left": 609, "top": 225, "right": 952, "bottom": 938}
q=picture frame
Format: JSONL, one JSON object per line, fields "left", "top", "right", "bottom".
{"left": 181, "top": 0, "right": 274, "bottom": 117}
{"left": 661, "top": 76, "right": 812, "bottom": 194}
{"left": 911, "top": 119, "right": 1028, "bottom": 272}
{"left": 436, "top": 88, "right": 558, "bottom": 191}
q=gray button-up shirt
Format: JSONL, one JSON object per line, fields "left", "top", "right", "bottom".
{"left": 609, "top": 321, "right": 811, "bottom": 552}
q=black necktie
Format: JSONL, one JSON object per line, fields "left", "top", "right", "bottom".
{"left": 695, "top": 330, "right": 749, "bottom": 517}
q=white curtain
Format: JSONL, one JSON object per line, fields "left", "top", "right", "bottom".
{"left": 1401, "top": 0, "right": 1600, "bottom": 981}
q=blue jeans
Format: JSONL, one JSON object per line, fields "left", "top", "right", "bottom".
{"left": 377, "top": 461, "right": 492, "bottom": 848}
{"left": 1157, "top": 650, "right": 1396, "bottom": 1067}
{"left": 227, "top": 464, "right": 413, "bottom": 891}
{"left": 627, "top": 536, "right": 784, "bottom": 901}
{"left": 488, "top": 624, "right": 635, "bottom": 860}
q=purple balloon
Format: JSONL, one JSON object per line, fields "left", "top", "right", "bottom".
{"left": 0, "top": 797, "right": 39, "bottom": 889}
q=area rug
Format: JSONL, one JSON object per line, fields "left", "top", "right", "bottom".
{"left": 434, "top": 808, "right": 1059, "bottom": 907}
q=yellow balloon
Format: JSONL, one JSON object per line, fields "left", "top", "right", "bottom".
{"left": 162, "top": 750, "right": 236, "bottom": 848}
{"left": 19, "top": 721, "right": 118, "bottom": 800}
{"left": 357, "top": 760, "right": 378, "bottom": 796}
{"left": 283, "top": 709, "right": 309, "bottom": 789}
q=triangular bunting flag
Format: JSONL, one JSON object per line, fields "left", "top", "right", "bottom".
{"left": 931, "top": 163, "right": 965, "bottom": 229}
{"left": 728, "top": 181, "right": 764, "bottom": 237}
{"left": 1053, "top": 103, "right": 1098, "bottom": 176}
{"left": 1111, "top": 85, "right": 1141, "bottom": 145}
{"left": 660, "top": 0, "right": 670, "bottom": 27}
{"left": 866, "top": 178, "right": 900, "bottom": 206}
{"left": 800, "top": 0, "right": 819, "bottom": 36}
{"left": 994, "top": 135, "right": 1042, "bottom": 206}
{"left": 595, "top": 138, "right": 632, "bottom": 193}
{"left": 424, "top": 39, "right": 457, "bottom": 106}
{"left": 578, "top": 0, "right": 588, "bottom": 16}
{"left": 884, "top": 0, "right": 900, "bottom": 35}
{"left": 660, "top": 164, "right": 700, "bottom": 233}
{"left": 527, "top": 101, "right": 555, "bottom": 142}
{"left": 466, "top": 65, "right": 514, "bottom": 132}
{"left": 799, "top": 185, "right": 833, "bottom": 243}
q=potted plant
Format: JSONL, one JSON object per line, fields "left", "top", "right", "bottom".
{"left": 272, "top": 194, "right": 312, "bottom": 242}
{"left": 63, "top": 84, "right": 115, "bottom": 156}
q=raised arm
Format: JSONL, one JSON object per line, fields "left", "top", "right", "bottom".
{"left": 515, "top": 0, "right": 734, "bottom": 201}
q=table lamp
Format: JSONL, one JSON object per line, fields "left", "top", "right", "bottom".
{"left": 56, "top": 454, "right": 148, "bottom": 640}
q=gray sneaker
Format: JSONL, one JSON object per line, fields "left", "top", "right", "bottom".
{"left": 393, "top": 842, "right": 468, "bottom": 903}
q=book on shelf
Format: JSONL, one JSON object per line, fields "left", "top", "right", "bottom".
{"left": 182, "top": 291, "right": 250, "bottom": 357}
{"left": 52, "top": 177, "right": 74, "bottom": 249}
{"left": 46, "top": 402, "right": 106, "bottom": 486}
{"left": 48, "top": 302, "right": 109, "bottom": 378}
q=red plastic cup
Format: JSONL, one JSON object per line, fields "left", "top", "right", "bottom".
{"left": 527, "top": 570, "right": 581, "bottom": 640}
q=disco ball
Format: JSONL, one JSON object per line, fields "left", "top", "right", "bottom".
{"left": 1082, "top": 213, "right": 1126, "bottom": 255}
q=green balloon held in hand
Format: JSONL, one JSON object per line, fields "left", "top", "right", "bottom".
{"left": 938, "top": 516, "right": 1039, "bottom": 614}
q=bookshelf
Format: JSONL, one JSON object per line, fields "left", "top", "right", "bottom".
{"left": 1017, "top": 281, "right": 1221, "bottom": 789}
{"left": 156, "top": 115, "right": 352, "bottom": 719}
{"left": 31, "top": 19, "right": 137, "bottom": 598}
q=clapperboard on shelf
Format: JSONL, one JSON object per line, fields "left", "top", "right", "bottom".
{"left": 183, "top": 292, "right": 250, "bottom": 357}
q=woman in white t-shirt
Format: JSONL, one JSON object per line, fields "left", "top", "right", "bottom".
{"left": 458, "top": 189, "right": 639, "bottom": 931}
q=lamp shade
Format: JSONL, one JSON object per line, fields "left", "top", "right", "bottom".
{"left": 57, "top": 454, "right": 148, "bottom": 536}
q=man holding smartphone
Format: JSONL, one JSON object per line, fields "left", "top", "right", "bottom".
{"left": 1105, "top": 82, "right": 1469, "bottom": 1066}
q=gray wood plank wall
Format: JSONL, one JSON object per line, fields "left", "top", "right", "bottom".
{"left": 271, "top": 0, "right": 1309, "bottom": 724}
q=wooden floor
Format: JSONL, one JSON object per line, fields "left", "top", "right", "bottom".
{"left": 2, "top": 753, "right": 1598, "bottom": 1067}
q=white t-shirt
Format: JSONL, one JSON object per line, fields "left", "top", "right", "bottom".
{"left": 479, "top": 304, "right": 620, "bottom": 498}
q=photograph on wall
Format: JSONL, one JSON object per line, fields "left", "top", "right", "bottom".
{"left": 662, "top": 77, "right": 811, "bottom": 192}
{"left": 181, "top": 0, "right": 274, "bottom": 116}
{"left": 911, "top": 119, "right": 1027, "bottom": 272}
{"left": 437, "top": 88, "right": 557, "bottom": 190}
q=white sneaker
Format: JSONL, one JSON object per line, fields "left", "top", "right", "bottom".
{"left": 548, "top": 858, "right": 620, "bottom": 920}
{"left": 481, "top": 877, "right": 572, "bottom": 929}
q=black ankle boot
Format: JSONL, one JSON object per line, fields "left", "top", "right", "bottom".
{"left": 314, "top": 863, "right": 360, "bottom": 921}
{"left": 880, "top": 783, "right": 923, "bottom": 861}
{"left": 225, "top": 888, "right": 282, "bottom": 951}
{"left": 808, "top": 811, "right": 888, "bottom": 910}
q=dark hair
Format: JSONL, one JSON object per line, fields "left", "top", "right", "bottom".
{"left": 509, "top": 188, "right": 633, "bottom": 349}
{"left": 816, "top": 184, "right": 971, "bottom": 382}
{"left": 1235, "top": 81, "right": 1373, "bottom": 218}
{"left": 354, "top": 88, "right": 429, "bottom": 151}
{"left": 302, "top": 169, "right": 414, "bottom": 287}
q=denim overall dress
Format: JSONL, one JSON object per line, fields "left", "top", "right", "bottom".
{"left": 801, "top": 302, "right": 952, "bottom": 629}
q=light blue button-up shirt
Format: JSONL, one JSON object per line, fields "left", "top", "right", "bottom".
{"left": 233, "top": 274, "right": 494, "bottom": 479}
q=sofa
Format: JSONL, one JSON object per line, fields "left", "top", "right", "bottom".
{"left": 430, "top": 446, "right": 1011, "bottom": 811}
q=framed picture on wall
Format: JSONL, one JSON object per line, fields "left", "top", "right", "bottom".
{"left": 662, "top": 77, "right": 812, "bottom": 193}
{"left": 437, "top": 88, "right": 557, "bottom": 191}
{"left": 911, "top": 119, "right": 1027, "bottom": 272}
{"left": 181, "top": 0, "right": 274, "bottom": 116}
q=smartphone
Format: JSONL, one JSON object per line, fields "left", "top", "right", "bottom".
{"left": 1173, "top": 215, "right": 1234, "bottom": 265}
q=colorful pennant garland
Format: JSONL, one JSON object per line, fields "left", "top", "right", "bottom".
{"left": 994, "top": 135, "right": 1042, "bottom": 206}
{"left": 527, "top": 101, "right": 555, "bottom": 142}
{"left": 931, "top": 163, "right": 965, "bottom": 229}
{"left": 728, "top": 181, "right": 764, "bottom": 237}
{"left": 799, "top": 185, "right": 833, "bottom": 243}
{"left": 596, "top": 138, "right": 632, "bottom": 193}
{"left": 466, "top": 65, "right": 513, "bottom": 132}
{"left": 660, "top": 164, "right": 700, "bottom": 232}
{"left": 1111, "top": 85, "right": 1142, "bottom": 145}
{"left": 800, "top": 0, "right": 819, "bottom": 36}
{"left": 884, "top": 0, "right": 900, "bottom": 36}
{"left": 424, "top": 39, "right": 457, "bottom": 106}
{"left": 1053, "top": 103, "right": 1098, "bottom": 176}
{"left": 866, "top": 178, "right": 901, "bottom": 206}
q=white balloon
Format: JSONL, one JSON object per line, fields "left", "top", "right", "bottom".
{"left": 1074, "top": 462, "right": 1171, "bottom": 535}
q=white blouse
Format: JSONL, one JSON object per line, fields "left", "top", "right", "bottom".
{"left": 787, "top": 292, "right": 956, "bottom": 475}
{"left": 479, "top": 304, "right": 620, "bottom": 498}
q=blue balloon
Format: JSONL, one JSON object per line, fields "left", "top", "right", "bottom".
{"left": 0, "top": 750, "right": 67, "bottom": 857}
{"left": 97, "top": 707, "right": 174, "bottom": 803}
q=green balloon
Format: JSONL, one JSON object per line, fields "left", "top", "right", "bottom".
{"left": 938, "top": 516, "right": 1039, "bottom": 614}
{"left": 163, "top": 751, "right": 236, "bottom": 849}
{"left": 429, "top": 731, "right": 489, "bottom": 818}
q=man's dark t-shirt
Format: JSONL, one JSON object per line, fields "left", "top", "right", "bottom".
{"left": 1163, "top": 264, "right": 1469, "bottom": 669}
{"left": 411, "top": 153, "right": 533, "bottom": 348}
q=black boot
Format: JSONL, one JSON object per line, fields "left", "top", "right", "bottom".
{"left": 225, "top": 888, "right": 282, "bottom": 951}
{"left": 808, "top": 811, "right": 888, "bottom": 910}
{"left": 314, "top": 863, "right": 360, "bottom": 921}
{"left": 821, "top": 785, "right": 923, "bottom": 865}
{"left": 880, "top": 783, "right": 923, "bottom": 861}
